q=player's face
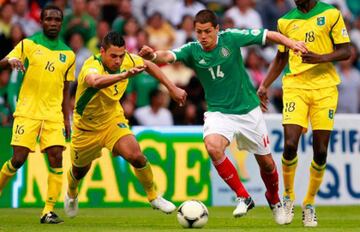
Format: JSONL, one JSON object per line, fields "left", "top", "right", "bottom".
{"left": 294, "top": 0, "right": 309, "bottom": 7}
{"left": 101, "top": 45, "right": 126, "bottom": 72}
{"left": 195, "top": 22, "right": 219, "bottom": 51}
{"left": 41, "top": 10, "right": 62, "bottom": 39}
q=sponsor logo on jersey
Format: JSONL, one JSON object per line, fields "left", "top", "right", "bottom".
{"left": 220, "top": 47, "right": 230, "bottom": 57}
{"left": 292, "top": 24, "right": 299, "bottom": 30}
{"left": 317, "top": 16, "right": 325, "bottom": 26}
{"left": 250, "top": 29, "right": 261, "bottom": 36}
{"left": 59, "top": 53, "right": 67, "bottom": 63}
{"left": 329, "top": 109, "right": 334, "bottom": 119}
{"left": 199, "top": 58, "right": 206, "bottom": 64}
{"left": 341, "top": 28, "right": 349, "bottom": 37}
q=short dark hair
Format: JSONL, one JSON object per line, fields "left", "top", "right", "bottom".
{"left": 101, "top": 31, "right": 125, "bottom": 50}
{"left": 40, "top": 5, "right": 63, "bottom": 21}
{"left": 194, "top": 9, "right": 218, "bottom": 27}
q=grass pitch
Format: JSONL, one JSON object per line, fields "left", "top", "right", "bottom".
{"left": 0, "top": 206, "right": 359, "bottom": 232}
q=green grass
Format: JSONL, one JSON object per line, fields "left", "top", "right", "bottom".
{"left": 0, "top": 206, "right": 359, "bottom": 232}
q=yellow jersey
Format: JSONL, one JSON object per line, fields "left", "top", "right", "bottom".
{"left": 73, "top": 53, "right": 144, "bottom": 131}
{"left": 6, "top": 32, "right": 75, "bottom": 122}
{"left": 277, "top": 1, "right": 350, "bottom": 89}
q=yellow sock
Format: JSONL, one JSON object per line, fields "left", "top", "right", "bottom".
{"left": 303, "top": 161, "right": 326, "bottom": 206}
{"left": 0, "top": 160, "right": 17, "bottom": 193}
{"left": 42, "top": 167, "right": 63, "bottom": 216}
{"left": 134, "top": 162, "right": 157, "bottom": 201}
{"left": 67, "top": 169, "right": 80, "bottom": 198}
{"left": 282, "top": 156, "right": 298, "bottom": 200}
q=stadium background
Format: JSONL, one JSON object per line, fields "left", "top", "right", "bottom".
{"left": 0, "top": 0, "right": 359, "bottom": 212}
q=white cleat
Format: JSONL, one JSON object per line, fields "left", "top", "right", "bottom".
{"left": 233, "top": 197, "right": 255, "bottom": 217}
{"left": 302, "top": 204, "right": 318, "bottom": 227}
{"left": 283, "top": 196, "right": 295, "bottom": 224}
{"left": 64, "top": 192, "right": 78, "bottom": 218}
{"left": 150, "top": 196, "right": 176, "bottom": 214}
{"left": 269, "top": 202, "right": 286, "bottom": 225}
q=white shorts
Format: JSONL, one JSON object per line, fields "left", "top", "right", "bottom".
{"left": 203, "top": 106, "right": 271, "bottom": 155}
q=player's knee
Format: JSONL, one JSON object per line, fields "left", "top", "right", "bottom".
{"left": 205, "top": 143, "right": 223, "bottom": 160}
{"left": 47, "top": 152, "right": 63, "bottom": 168}
{"left": 262, "top": 160, "right": 275, "bottom": 173}
{"left": 283, "top": 139, "right": 298, "bottom": 158}
{"left": 10, "top": 156, "right": 26, "bottom": 169}
{"left": 314, "top": 149, "right": 327, "bottom": 166}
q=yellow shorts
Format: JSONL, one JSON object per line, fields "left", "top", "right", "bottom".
{"left": 11, "top": 116, "right": 66, "bottom": 152}
{"left": 70, "top": 121, "right": 132, "bottom": 167}
{"left": 282, "top": 86, "right": 338, "bottom": 131}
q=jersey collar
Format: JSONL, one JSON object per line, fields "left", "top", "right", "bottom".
{"left": 94, "top": 55, "right": 121, "bottom": 74}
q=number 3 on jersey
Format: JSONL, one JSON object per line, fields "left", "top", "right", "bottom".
{"left": 208, "top": 65, "right": 224, "bottom": 79}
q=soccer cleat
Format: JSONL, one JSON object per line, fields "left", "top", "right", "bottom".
{"left": 302, "top": 204, "right": 318, "bottom": 227}
{"left": 150, "top": 196, "right": 176, "bottom": 214}
{"left": 283, "top": 196, "right": 295, "bottom": 224}
{"left": 265, "top": 194, "right": 286, "bottom": 225}
{"left": 64, "top": 192, "right": 79, "bottom": 218}
{"left": 40, "top": 211, "right": 64, "bottom": 224}
{"left": 233, "top": 196, "right": 255, "bottom": 217}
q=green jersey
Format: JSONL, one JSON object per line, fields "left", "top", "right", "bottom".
{"left": 172, "top": 29, "right": 267, "bottom": 115}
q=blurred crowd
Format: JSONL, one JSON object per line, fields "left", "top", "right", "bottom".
{"left": 0, "top": 0, "right": 360, "bottom": 127}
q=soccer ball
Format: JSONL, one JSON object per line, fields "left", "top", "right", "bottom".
{"left": 177, "top": 200, "right": 209, "bottom": 228}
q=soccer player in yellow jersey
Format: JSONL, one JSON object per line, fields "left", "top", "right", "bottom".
{"left": 0, "top": 5, "right": 75, "bottom": 224}
{"left": 258, "top": 0, "right": 351, "bottom": 227}
{"left": 64, "top": 31, "right": 187, "bottom": 218}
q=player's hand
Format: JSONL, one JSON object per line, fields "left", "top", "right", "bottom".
{"left": 290, "top": 41, "right": 308, "bottom": 54}
{"left": 257, "top": 85, "right": 269, "bottom": 112}
{"left": 8, "top": 58, "right": 25, "bottom": 72}
{"left": 169, "top": 87, "right": 187, "bottom": 106}
{"left": 301, "top": 51, "right": 324, "bottom": 64}
{"left": 123, "top": 66, "right": 146, "bottom": 79}
{"left": 138, "top": 46, "right": 155, "bottom": 60}
{"left": 64, "top": 119, "right": 71, "bottom": 140}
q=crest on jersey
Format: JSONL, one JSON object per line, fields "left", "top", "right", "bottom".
{"left": 250, "top": 29, "right": 261, "bottom": 36}
{"left": 317, "top": 16, "right": 325, "bottom": 26}
{"left": 220, "top": 47, "right": 230, "bottom": 57}
{"left": 59, "top": 53, "right": 66, "bottom": 63}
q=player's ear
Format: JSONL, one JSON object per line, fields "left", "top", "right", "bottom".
{"left": 100, "top": 47, "right": 106, "bottom": 56}
{"left": 215, "top": 24, "right": 220, "bottom": 32}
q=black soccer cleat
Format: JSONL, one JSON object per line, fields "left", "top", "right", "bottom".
{"left": 40, "top": 211, "right": 64, "bottom": 224}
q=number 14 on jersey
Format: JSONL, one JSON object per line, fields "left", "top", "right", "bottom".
{"left": 208, "top": 65, "right": 224, "bottom": 79}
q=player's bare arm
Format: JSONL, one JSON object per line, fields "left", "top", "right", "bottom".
{"left": 62, "top": 81, "right": 71, "bottom": 140}
{"left": 266, "top": 31, "right": 308, "bottom": 54}
{"left": 138, "top": 46, "right": 175, "bottom": 64}
{"left": 301, "top": 43, "right": 351, "bottom": 64}
{"left": 85, "top": 66, "right": 145, "bottom": 89}
{"left": 0, "top": 57, "right": 26, "bottom": 72}
{"left": 257, "top": 51, "right": 289, "bottom": 112}
{"left": 144, "top": 59, "right": 187, "bottom": 106}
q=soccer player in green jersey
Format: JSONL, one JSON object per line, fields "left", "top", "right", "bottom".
{"left": 139, "top": 9, "right": 307, "bottom": 225}
{"left": 258, "top": 0, "right": 350, "bottom": 227}
{"left": 0, "top": 5, "right": 75, "bottom": 224}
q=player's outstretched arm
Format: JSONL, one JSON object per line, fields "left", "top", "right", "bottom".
{"left": 0, "top": 57, "right": 25, "bottom": 72}
{"left": 257, "top": 51, "right": 289, "bottom": 112}
{"left": 85, "top": 66, "right": 145, "bottom": 89}
{"left": 266, "top": 31, "right": 308, "bottom": 54}
{"left": 138, "top": 46, "right": 175, "bottom": 64}
{"left": 144, "top": 59, "right": 187, "bottom": 106}
{"left": 301, "top": 43, "right": 351, "bottom": 64}
{"left": 62, "top": 81, "right": 71, "bottom": 140}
